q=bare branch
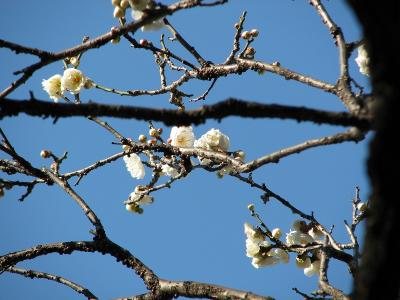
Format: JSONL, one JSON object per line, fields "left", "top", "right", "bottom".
{"left": 43, "top": 169, "right": 106, "bottom": 239}
{"left": 0, "top": 39, "right": 52, "bottom": 58}
{"left": 116, "top": 279, "right": 274, "bottom": 300}
{"left": 7, "top": 267, "right": 98, "bottom": 299}
{"left": 0, "top": 239, "right": 159, "bottom": 291}
{"left": 0, "top": 98, "right": 372, "bottom": 129}
{"left": 225, "top": 11, "right": 247, "bottom": 64}
{"left": 239, "top": 128, "right": 365, "bottom": 173}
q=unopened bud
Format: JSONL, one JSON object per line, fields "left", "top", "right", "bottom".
{"left": 120, "top": 0, "right": 129, "bottom": 9}
{"left": 112, "top": 0, "right": 120, "bottom": 6}
{"left": 138, "top": 134, "right": 147, "bottom": 143}
{"left": 250, "top": 29, "right": 259, "bottom": 37}
{"left": 272, "top": 228, "right": 282, "bottom": 239}
{"left": 244, "top": 46, "right": 255, "bottom": 58}
{"left": 40, "top": 150, "right": 51, "bottom": 159}
{"left": 113, "top": 6, "right": 125, "bottom": 18}
{"left": 111, "top": 36, "right": 121, "bottom": 44}
{"left": 234, "top": 23, "right": 240, "bottom": 29}
{"left": 241, "top": 31, "right": 252, "bottom": 40}
{"left": 149, "top": 128, "right": 158, "bottom": 137}
{"left": 84, "top": 78, "right": 94, "bottom": 89}
{"left": 357, "top": 202, "right": 367, "bottom": 212}
{"left": 157, "top": 128, "right": 163, "bottom": 135}
{"left": 139, "top": 39, "right": 149, "bottom": 47}
{"left": 167, "top": 138, "right": 172, "bottom": 144}
{"left": 126, "top": 203, "right": 143, "bottom": 214}
{"left": 148, "top": 139, "right": 157, "bottom": 146}
{"left": 272, "top": 61, "right": 281, "bottom": 67}
{"left": 50, "top": 162, "right": 57, "bottom": 172}
{"left": 247, "top": 203, "right": 255, "bottom": 211}
{"left": 69, "top": 57, "right": 80, "bottom": 67}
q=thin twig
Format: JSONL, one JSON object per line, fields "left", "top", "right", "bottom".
{"left": 43, "top": 169, "right": 106, "bottom": 239}
{"left": 7, "top": 267, "right": 98, "bottom": 299}
{"left": 239, "top": 128, "right": 365, "bottom": 173}
{"left": 225, "top": 11, "right": 247, "bottom": 64}
{"left": 191, "top": 78, "right": 218, "bottom": 102}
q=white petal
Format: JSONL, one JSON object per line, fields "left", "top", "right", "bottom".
{"left": 123, "top": 153, "right": 145, "bottom": 179}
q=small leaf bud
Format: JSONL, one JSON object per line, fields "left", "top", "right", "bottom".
{"left": 40, "top": 150, "right": 51, "bottom": 159}
{"left": 241, "top": 31, "right": 252, "bottom": 40}
{"left": 138, "top": 134, "right": 147, "bottom": 143}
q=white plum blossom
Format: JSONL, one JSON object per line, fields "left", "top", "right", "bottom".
{"left": 304, "top": 259, "right": 321, "bottom": 277}
{"left": 132, "top": 10, "right": 164, "bottom": 32}
{"left": 123, "top": 153, "right": 145, "bottom": 179}
{"left": 161, "top": 163, "right": 179, "bottom": 178}
{"left": 270, "top": 248, "right": 290, "bottom": 264}
{"left": 194, "top": 128, "right": 230, "bottom": 152}
{"left": 244, "top": 222, "right": 289, "bottom": 268}
{"left": 355, "top": 44, "right": 370, "bottom": 76}
{"left": 42, "top": 74, "right": 63, "bottom": 102}
{"left": 286, "top": 230, "right": 314, "bottom": 246}
{"left": 296, "top": 256, "right": 311, "bottom": 269}
{"left": 61, "top": 68, "right": 86, "bottom": 94}
{"left": 251, "top": 254, "right": 280, "bottom": 269}
{"left": 128, "top": 188, "right": 153, "bottom": 205}
{"left": 308, "top": 227, "right": 325, "bottom": 241}
{"left": 128, "top": 0, "right": 149, "bottom": 10}
{"left": 169, "top": 126, "right": 195, "bottom": 148}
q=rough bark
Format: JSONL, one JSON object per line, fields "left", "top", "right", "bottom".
{"left": 347, "top": 2, "right": 400, "bottom": 299}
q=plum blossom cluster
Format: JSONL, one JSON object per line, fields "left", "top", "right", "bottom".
{"left": 244, "top": 219, "right": 326, "bottom": 277}
{"left": 42, "top": 68, "right": 92, "bottom": 102}
{"left": 123, "top": 126, "right": 241, "bottom": 213}
{"left": 244, "top": 222, "right": 289, "bottom": 268}
{"left": 111, "top": 0, "right": 164, "bottom": 32}
{"left": 355, "top": 44, "right": 370, "bottom": 77}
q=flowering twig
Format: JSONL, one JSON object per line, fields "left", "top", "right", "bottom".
{"left": 7, "top": 267, "right": 98, "bottom": 299}
{"left": 225, "top": 11, "right": 247, "bottom": 64}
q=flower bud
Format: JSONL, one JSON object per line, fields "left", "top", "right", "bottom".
{"left": 241, "top": 31, "right": 252, "bottom": 40}
{"left": 247, "top": 203, "right": 255, "bottom": 211}
{"left": 113, "top": 6, "right": 125, "bottom": 18}
{"left": 138, "top": 134, "right": 147, "bottom": 143}
{"left": 357, "top": 202, "right": 367, "bottom": 212}
{"left": 69, "top": 56, "right": 80, "bottom": 67}
{"left": 272, "top": 228, "right": 282, "bottom": 239}
{"left": 112, "top": 0, "right": 120, "bottom": 6}
{"left": 126, "top": 203, "right": 143, "bottom": 214}
{"left": 139, "top": 39, "right": 149, "bottom": 46}
{"left": 111, "top": 36, "right": 121, "bottom": 44}
{"left": 149, "top": 128, "right": 158, "bottom": 137}
{"left": 157, "top": 128, "right": 163, "bottom": 135}
{"left": 148, "top": 139, "right": 157, "bottom": 146}
{"left": 250, "top": 29, "right": 259, "bottom": 37}
{"left": 234, "top": 23, "right": 240, "bottom": 29}
{"left": 244, "top": 47, "right": 256, "bottom": 58}
{"left": 120, "top": 0, "right": 129, "bottom": 9}
{"left": 40, "top": 150, "right": 51, "bottom": 159}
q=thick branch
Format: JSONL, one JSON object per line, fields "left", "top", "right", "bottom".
{"left": 7, "top": 267, "right": 98, "bottom": 299}
{"left": 117, "top": 279, "right": 274, "bottom": 300}
{"left": 0, "top": 98, "right": 372, "bottom": 129}
{"left": 0, "top": 239, "right": 158, "bottom": 291}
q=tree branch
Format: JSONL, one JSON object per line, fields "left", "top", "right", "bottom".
{"left": 239, "top": 128, "right": 365, "bottom": 173}
{"left": 117, "top": 279, "right": 274, "bottom": 300}
{"left": 0, "top": 98, "right": 372, "bottom": 129}
{"left": 7, "top": 266, "right": 98, "bottom": 299}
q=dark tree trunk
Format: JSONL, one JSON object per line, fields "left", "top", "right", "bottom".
{"left": 347, "top": 2, "right": 400, "bottom": 300}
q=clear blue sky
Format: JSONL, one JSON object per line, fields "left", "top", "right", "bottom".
{"left": 0, "top": 1, "right": 370, "bottom": 299}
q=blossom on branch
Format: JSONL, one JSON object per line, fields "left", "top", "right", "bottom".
{"left": 61, "top": 68, "right": 87, "bottom": 94}
{"left": 355, "top": 44, "right": 370, "bottom": 76}
{"left": 169, "top": 126, "right": 195, "bottom": 148}
{"left": 303, "top": 259, "right": 321, "bottom": 277}
{"left": 244, "top": 223, "right": 290, "bottom": 269}
{"left": 194, "top": 128, "right": 230, "bottom": 152}
{"left": 123, "top": 153, "right": 145, "bottom": 179}
{"left": 42, "top": 74, "right": 63, "bottom": 102}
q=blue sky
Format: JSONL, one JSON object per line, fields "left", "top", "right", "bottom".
{"left": 0, "top": 1, "right": 370, "bottom": 299}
